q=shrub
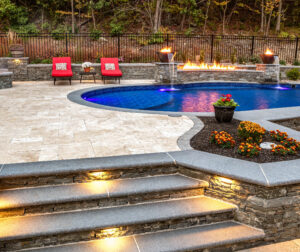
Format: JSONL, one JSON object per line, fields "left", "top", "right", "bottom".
{"left": 238, "top": 56, "right": 247, "bottom": 65}
{"left": 13, "top": 23, "right": 39, "bottom": 34}
{"left": 279, "top": 60, "right": 286, "bottom": 65}
{"left": 270, "top": 130, "right": 288, "bottom": 141}
{"left": 51, "top": 25, "right": 67, "bottom": 40}
{"left": 41, "top": 22, "right": 50, "bottom": 32}
{"left": 41, "top": 59, "right": 52, "bottom": 64}
{"left": 89, "top": 29, "right": 103, "bottom": 40}
{"left": 279, "top": 31, "right": 289, "bottom": 38}
{"left": 210, "top": 131, "right": 236, "bottom": 148}
{"left": 286, "top": 68, "right": 300, "bottom": 80}
{"left": 148, "top": 32, "right": 164, "bottom": 44}
{"left": 293, "top": 60, "right": 300, "bottom": 66}
{"left": 249, "top": 56, "right": 261, "bottom": 64}
{"left": 230, "top": 49, "right": 237, "bottom": 64}
{"left": 110, "top": 22, "right": 123, "bottom": 36}
{"left": 271, "top": 145, "right": 297, "bottom": 155}
{"left": 237, "top": 142, "right": 261, "bottom": 157}
{"left": 30, "top": 58, "right": 42, "bottom": 64}
{"left": 199, "top": 50, "right": 205, "bottom": 64}
{"left": 184, "top": 28, "right": 194, "bottom": 37}
{"left": 238, "top": 121, "right": 266, "bottom": 143}
{"left": 30, "top": 58, "right": 52, "bottom": 64}
{"left": 215, "top": 52, "right": 222, "bottom": 64}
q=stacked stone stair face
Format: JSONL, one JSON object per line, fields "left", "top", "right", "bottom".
{"left": 0, "top": 154, "right": 265, "bottom": 251}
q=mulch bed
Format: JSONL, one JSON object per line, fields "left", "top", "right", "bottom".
{"left": 273, "top": 117, "right": 300, "bottom": 132}
{"left": 190, "top": 117, "right": 300, "bottom": 163}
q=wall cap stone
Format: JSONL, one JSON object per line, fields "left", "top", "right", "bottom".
{"left": 1, "top": 148, "right": 300, "bottom": 187}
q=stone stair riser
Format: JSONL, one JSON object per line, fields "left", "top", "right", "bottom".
{"left": 0, "top": 188, "right": 204, "bottom": 218}
{"left": 0, "top": 212, "right": 234, "bottom": 251}
{"left": 0, "top": 165, "right": 177, "bottom": 190}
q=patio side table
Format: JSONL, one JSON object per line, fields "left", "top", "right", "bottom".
{"left": 79, "top": 71, "right": 97, "bottom": 83}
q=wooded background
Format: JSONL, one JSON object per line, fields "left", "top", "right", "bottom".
{"left": 0, "top": 1, "right": 299, "bottom": 37}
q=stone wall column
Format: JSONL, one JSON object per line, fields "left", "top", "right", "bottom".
{"left": 256, "top": 64, "right": 280, "bottom": 83}
{"left": 154, "top": 63, "right": 178, "bottom": 84}
{"left": 7, "top": 57, "right": 29, "bottom": 81}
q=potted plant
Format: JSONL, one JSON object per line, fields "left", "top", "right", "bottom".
{"left": 213, "top": 94, "right": 239, "bottom": 123}
{"left": 82, "top": 62, "right": 92, "bottom": 72}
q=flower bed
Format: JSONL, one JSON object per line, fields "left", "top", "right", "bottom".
{"left": 190, "top": 117, "right": 300, "bottom": 163}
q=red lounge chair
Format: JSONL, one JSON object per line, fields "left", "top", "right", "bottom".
{"left": 101, "top": 58, "right": 122, "bottom": 84}
{"left": 52, "top": 57, "right": 73, "bottom": 85}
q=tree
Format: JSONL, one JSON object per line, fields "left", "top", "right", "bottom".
{"left": 203, "top": 0, "right": 211, "bottom": 34}
{"left": 71, "top": 0, "right": 75, "bottom": 33}
{"left": 214, "top": 0, "right": 240, "bottom": 34}
{"left": 153, "top": 0, "right": 163, "bottom": 32}
{"left": 275, "top": 0, "right": 282, "bottom": 33}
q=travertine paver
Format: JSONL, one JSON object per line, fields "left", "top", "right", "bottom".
{"left": 0, "top": 80, "right": 193, "bottom": 164}
{"left": 241, "top": 239, "right": 300, "bottom": 251}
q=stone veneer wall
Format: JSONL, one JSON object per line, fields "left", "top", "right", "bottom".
{"left": 177, "top": 70, "right": 264, "bottom": 83}
{"left": 5, "top": 60, "right": 155, "bottom": 81}
{"left": 1, "top": 56, "right": 299, "bottom": 82}
{"left": 179, "top": 166, "right": 300, "bottom": 243}
{"left": 0, "top": 72, "right": 12, "bottom": 89}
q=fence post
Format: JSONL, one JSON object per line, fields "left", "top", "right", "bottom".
{"left": 65, "top": 33, "right": 69, "bottom": 55}
{"left": 210, "top": 34, "right": 214, "bottom": 62}
{"left": 251, "top": 36, "right": 255, "bottom": 56}
{"left": 295, "top": 37, "right": 299, "bottom": 61}
{"left": 117, "top": 34, "right": 120, "bottom": 58}
{"left": 167, "top": 34, "right": 169, "bottom": 47}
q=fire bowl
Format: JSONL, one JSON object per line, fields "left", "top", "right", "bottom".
{"left": 157, "top": 51, "right": 175, "bottom": 63}
{"left": 260, "top": 54, "right": 275, "bottom": 64}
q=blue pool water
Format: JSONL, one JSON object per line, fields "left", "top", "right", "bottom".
{"left": 82, "top": 83, "right": 300, "bottom": 112}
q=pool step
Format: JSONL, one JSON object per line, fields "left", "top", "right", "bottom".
{"left": 0, "top": 174, "right": 207, "bottom": 217}
{"left": 20, "top": 221, "right": 265, "bottom": 252}
{"left": 0, "top": 196, "right": 237, "bottom": 251}
{"left": 0, "top": 153, "right": 177, "bottom": 190}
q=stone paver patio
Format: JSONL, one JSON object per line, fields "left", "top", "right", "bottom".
{"left": 0, "top": 80, "right": 193, "bottom": 164}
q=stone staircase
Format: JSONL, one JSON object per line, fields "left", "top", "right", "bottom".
{"left": 0, "top": 155, "right": 265, "bottom": 251}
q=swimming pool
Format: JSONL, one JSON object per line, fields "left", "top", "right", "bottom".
{"left": 81, "top": 83, "right": 300, "bottom": 112}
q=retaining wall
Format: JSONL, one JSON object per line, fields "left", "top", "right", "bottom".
{"left": 1, "top": 57, "right": 299, "bottom": 82}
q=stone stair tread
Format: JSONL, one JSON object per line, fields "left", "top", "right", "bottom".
{"left": 0, "top": 196, "right": 236, "bottom": 241}
{"left": 22, "top": 221, "right": 265, "bottom": 252}
{"left": 0, "top": 175, "right": 208, "bottom": 210}
{"left": 0, "top": 152, "right": 174, "bottom": 179}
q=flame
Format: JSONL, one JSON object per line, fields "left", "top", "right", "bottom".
{"left": 264, "top": 48, "right": 274, "bottom": 55}
{"left": 160, "top": 47, "right": 172, "bottom": 53}
{"left": 178, "top": 61, "right": 236, "bottom": 71}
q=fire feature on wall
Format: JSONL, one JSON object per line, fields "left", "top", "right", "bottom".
{"left": 177, "top": 61, "right": 236, "bottom": 71}
{"left": 260, "top": 48, "right": 275, "bottom": 64}
{"left": 157, "top": 47, "right": 175, "bottom": 63}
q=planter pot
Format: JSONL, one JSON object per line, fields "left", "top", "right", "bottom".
{"left": 157, "top": 52, "right": 175, "bottom": 63}
{"left": 9, "top": 44, "right": 24, "bottom": 58}
{"left": 213, "top": 105, "right": 236, "bottom": 123}
{"left": 10, "top": 50, "right": 24, "bottom": 58}
{"left": 84, "top": 67, "right": 91, "bottom": 73}
{"left": 260, "top": 54, "right": 275, "bottom": 64}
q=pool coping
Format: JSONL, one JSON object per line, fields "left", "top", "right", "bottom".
{"left": 67, "top": 81, "right": 300, "bottom": 120}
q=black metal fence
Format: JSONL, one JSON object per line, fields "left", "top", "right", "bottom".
{"left": 0, "top": 33, "right": 299, "bottom": 63}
